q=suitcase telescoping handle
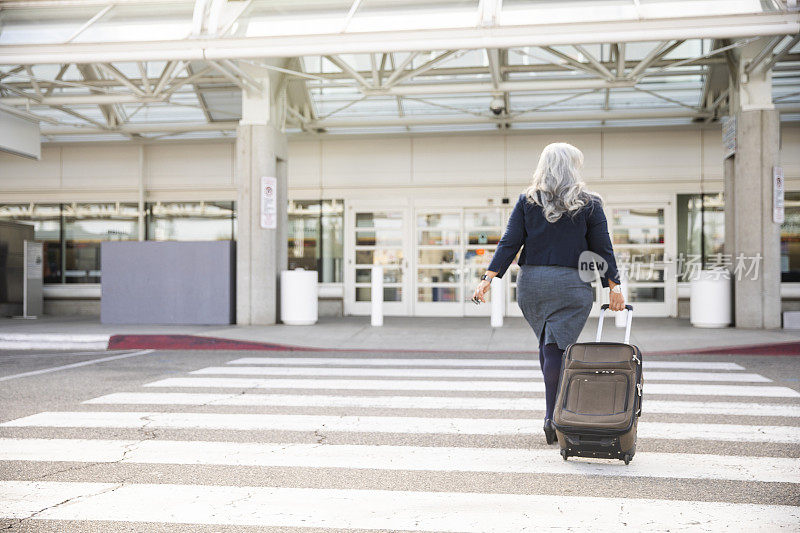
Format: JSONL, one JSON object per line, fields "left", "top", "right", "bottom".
{"left": 596, "top": 304, "right": 634, "bottom": 344}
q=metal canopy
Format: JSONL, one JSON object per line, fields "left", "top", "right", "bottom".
{"left": 0, "top": 0, "right": 798, "bottom": 142}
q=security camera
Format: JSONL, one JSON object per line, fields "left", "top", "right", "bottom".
{"left": 489, "top": 96, "right": 505, "bottom": 116}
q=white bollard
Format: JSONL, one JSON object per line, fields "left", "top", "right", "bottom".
{"left": 371, "top": 265, "right": 383, "bottom": 327}
{"left": 490, "top": 276, "right": 504, "bottom": 328}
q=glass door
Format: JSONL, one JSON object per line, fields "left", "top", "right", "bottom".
{"left": 463, "top": 208, "right": 503, "bottom": 317}
{"left": 604, "top": 203, "right": 673, "bottom": 316}
{"left": 415, "top": 210, "right": 463, "bottom": 316}
{"left": 345, "top": 207, "right": 410, "bottom": 316}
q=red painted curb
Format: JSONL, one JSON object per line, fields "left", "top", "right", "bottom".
{"left": 650, "top": 340, "right": 800, "bottom": 356}
{"left": 107, "top": 334, "right": 800, "bottom": 356}
{"left": 107, "top": 334, "right": 317, "bottom": 352}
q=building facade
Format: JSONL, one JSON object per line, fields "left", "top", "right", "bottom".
{"left": 2, "top": 124, "right": 799, "bottom": 319}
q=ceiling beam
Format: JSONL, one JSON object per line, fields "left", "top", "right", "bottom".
{"left": 152, "top": 61, "right": 179, "bottom": 96}
{"left": 761, "top": 34, "right": 800, "bottom": 73}
{"left": 539, "top": 46, "right": 602, "bottom": 76}
{"left": 46, "top": 64, "right": 70, "bottom": 96}
{"left": 310, "top": 108, "right": 714, "bottom": 128}
{"left": 487, "top": 49, "right": 502, "bottom": 89}
{"left": 97, "top": 63, "right": 146, "bottom": 97}
{"left": 366, "top": 78, "right": 635, "bottom": 96}
{"left": 209, "top": 61, "right": 249, "bottom": 92}
{"left": 77, "top": 63, "right": 124, "bottom": 129}
{"left": 0, "top": 94, "right": 156, "bottom": 105}
{"left": 573, "top": 45, "right": 616, "bottom": 80}
{"left": 388, "top": 50, "right": 461, "bottom": 86}
{"left": 218, "top": 59, "right": 262, "bottom": 93}
{"left": 370, "top": 54, "right": 379, "bottom": 86}
{"left": 627, "top": 40, "right": 681, "bottom": 79}
{"left": 383, "top": 52, "right": 421, "bottom": 88}
{"left": 4, "top": 12, "right": 796, "bottom": 64}
{"left": 184, "top": 64, "right": 212, "bottom": 122}
{"left": 23, "top": 66, "right": 42, "bottom": 97}
{"left": 64, "top": 4, "right": 114, "bottom": 43}
{"left": 41, "top": 121, "right": 239, "bottom": 135}
{"left": 0, "top": 56, "right": 745, "bottom": 92}
{"left": 324, "top": 55, "right": 372, "bottom": 88}
{"left": 0, "top": 77, "right": 641, "bottom": 106}
{"left": 745, "top": 35, "right": 786, "bottom": 75}
{"left": 34, "top": 104, "right": 800, "bottom": 136}
{"left": 341, "top": 0, "right": 364, "bottom": 33}
{"left": 162, "top": 65, "right": 215, "bottom": 96}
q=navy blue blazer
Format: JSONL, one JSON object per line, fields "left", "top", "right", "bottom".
{"left": 487, "top": 193, "right": 620, "bottom": 287}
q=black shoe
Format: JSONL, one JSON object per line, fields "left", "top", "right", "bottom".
{"left": 543, "top": 419, "right": 556, "bottom": 445}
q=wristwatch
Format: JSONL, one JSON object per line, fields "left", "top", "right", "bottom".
{"left": 610, "top": 285, "right": 622, "bottom": 294}
{"left": 481, "top": 273, "right": 491, "bottom": 281}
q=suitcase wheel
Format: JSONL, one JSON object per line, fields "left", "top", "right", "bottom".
{"left": 560, "top": 449, "right": 568, "bottom": 461}
{"left": 623, "top": 454, "right": 632, "bottom": 465}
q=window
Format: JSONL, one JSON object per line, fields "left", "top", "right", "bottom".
{"left": 3, "top": 199, "right": 333, "bottom": 284}
{"left": 288, "top": 199, "right": 344, "bottom": 283}
{"left": 0, "top": 201, "right": 235, "bottom": 284}
{"left": 63, "top": 203, "right": 139, "bottom": 283}
{"left": 676, "top": 193, "right": 724, "bottom": 281}
{"left": 147, "top": 201, "right": 235, "bottom": 241}
{"left": 0, "top": 204, "right": 62, "bottom": 284}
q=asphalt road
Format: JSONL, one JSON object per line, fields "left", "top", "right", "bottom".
{"left": 0, "top": 348, "right": 798, "bottom": 532}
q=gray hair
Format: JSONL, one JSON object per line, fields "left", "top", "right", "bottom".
{"left": 525, "top": 142, "right": 600, "bottom": 223}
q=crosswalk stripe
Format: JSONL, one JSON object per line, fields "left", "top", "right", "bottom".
{"left": 143, "top": 377, "right": 800, "bottom": 397}
{"left": 82, "top": 392, "right": 800, "bottom": 417}
{"left": 227, "top": 357, "right": 747, "bottom": 371}
{"left": 1, "top": 438, "right": 796, "bottom": 483}
{"left": 191, "top": 366, "right": 773, "bottom": 382}
{"left": 3, "top": 412, "right": 799, "bottom": 443}
{"left": 2, "top": 481, "right": 798, "bottom": 530}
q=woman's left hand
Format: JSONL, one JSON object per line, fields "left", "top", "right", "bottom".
{"left": 609, "top": 290, "right": 626, "bottom": 312}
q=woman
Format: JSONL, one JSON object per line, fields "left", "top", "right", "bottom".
{"left": 472, "top": 142, "right": 625, "bottom": 445}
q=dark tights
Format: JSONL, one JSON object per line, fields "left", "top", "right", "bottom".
{"left": 539, "top": 328, "right": 564, "bottom": 422}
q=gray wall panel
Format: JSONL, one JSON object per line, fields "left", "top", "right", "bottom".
{"left": 101, "top": 241, "right": 235, "bottom": 324}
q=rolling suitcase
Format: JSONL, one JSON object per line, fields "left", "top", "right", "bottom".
{"left": 552, "top": 304, "right": 642, "bottom": 465}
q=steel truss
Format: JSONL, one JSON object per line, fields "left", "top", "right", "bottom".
{"left": 0, "top": 2, "right": 798, "bottom": 139}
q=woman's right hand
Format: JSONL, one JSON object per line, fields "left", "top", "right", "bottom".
{"left": 472, "top": 279, "right": 491, "bottom": 303}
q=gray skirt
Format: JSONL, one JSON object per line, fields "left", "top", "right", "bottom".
{"left": 517, "top": 265, "right": 594, "bottom": 350}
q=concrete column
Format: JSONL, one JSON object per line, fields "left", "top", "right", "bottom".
{"left": 236, "top": 76, "right": 288, "bottom": 325}
{"left": 723, "top": 39, "right": 781, "bottom": 328}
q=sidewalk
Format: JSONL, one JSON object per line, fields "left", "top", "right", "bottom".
{"left": 2, "top": 315, "right": 800, "bottom": 354}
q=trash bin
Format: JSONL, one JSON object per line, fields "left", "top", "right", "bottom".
{"left": 690, "top": 269, "right": 731, "bottom": 328}
{"left": 280, "top": 268, "right": 318, "bottom": 325}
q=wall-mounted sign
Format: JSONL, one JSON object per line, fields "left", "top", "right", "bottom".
{"left": 774, "top": 166, "right": 785, "bottom": 224}
{"left": 722, "top": 116, "right": 736, "bottom": 159}
{"left": 260, "top": 176, "right": 277, "bottom": 229}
